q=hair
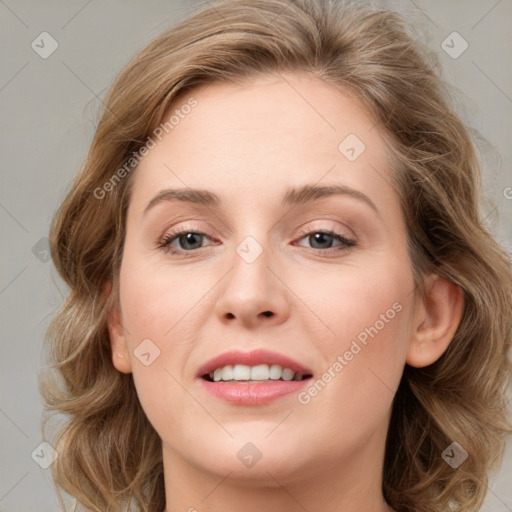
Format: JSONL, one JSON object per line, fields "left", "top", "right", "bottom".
{"left": 40, "top": 0, "right": 512, "bottom": 511}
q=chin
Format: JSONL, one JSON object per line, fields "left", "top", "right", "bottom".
{"left": 183, "top": 434, "right": 315, "bottom": 485}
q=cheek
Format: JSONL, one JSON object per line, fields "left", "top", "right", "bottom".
{"left": 299, "top": 254, "right": 412, "bottom": 348}
{"left": 119, "top": 251, "right": 205, "bottom": 341}
{"left": 117, "top": 252, "right": 210, "bottom": 418}
{"left": 294, "top": 255, "right": 412, "bottom": 411}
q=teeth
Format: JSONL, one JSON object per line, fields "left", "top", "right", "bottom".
{"left": 251, "top": 364, "right": 269, "bottom": 380}
{"left": 269, "top": 364, "right": 282, "bottom": 380}
{"left": 210, "top": 364, "right": 305, "bottom": 382}
{"left": 282, "top": 368, "right": 295, "bottom": 381}
{"left": 233, "top": 364, "right": 251, "bottom": 380}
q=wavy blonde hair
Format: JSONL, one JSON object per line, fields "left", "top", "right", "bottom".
{"left": 40, "top": 0, "right": 512, "bottom": 511}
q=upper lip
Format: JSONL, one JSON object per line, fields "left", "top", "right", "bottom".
{"left": 196, "top": 349, "right": 313, "bottom": 378}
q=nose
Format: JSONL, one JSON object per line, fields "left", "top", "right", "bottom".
{"left": 214, "top": 243, "right": 291, "bottom": 329}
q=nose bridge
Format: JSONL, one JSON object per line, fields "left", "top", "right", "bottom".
{"left": 214, "top": 232, "right": 290, "bottom": 326}
{"left": 232, "top": 235, "right": 271, "bottom": 295}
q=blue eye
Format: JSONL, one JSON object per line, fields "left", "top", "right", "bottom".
{"left": 158, "top": 229, "right": 356, "bottom": 255}
{"left": 296, "top": 229, "right": 356, "bottom": 252}
{"left": 158, "top": 231, "right": 211, "bottom": 254}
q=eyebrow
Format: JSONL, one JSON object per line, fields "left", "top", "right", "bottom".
{"left": 143, "top": 184, "right": 379, "bottom": 216}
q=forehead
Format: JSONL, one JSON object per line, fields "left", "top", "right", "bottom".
{"left": 129, "top": 72, "right": 399, "bottom": 219}
{"left": 159, "top": 72, "right": 382, "bottom": 150}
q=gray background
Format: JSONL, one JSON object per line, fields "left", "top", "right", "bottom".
{"left": 1, "top": 0, "right": 511, "bottom": 511}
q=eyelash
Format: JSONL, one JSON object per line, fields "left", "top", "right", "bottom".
{"left": 157, "top": 227, "right": 357, "bottom": 255}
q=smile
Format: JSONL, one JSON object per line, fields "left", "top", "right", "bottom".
{"left": 204, "top": 363, "right": 311, "bottom": 382}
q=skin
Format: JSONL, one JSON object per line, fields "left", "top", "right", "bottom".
{"left": 107, "top": 71, "right": 464, "bottom": 512}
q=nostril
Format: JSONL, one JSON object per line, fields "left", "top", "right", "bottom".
{"left": 262, "top": 311, "right": 273, "bottom": 317}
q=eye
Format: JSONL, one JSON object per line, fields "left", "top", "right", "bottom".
{"left": 158, "top": 230, "right": 213, "bottom": 254}
{"left": 295, "top": 229, "right": 356, "bottom": 252}
{"left": 157, "top": 228, "right": 357, "bottom": 255}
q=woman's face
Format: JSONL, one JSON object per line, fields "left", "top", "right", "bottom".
{"left": 110, "top": 72, "right": 420, "bottom": 487}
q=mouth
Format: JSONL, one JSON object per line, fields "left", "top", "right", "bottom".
{"left": 201, "top": 363, "right": 313, "bottom": 383}
{"left": 196, "top": 348, "right": 314, "bottom": 382}
{"left": 196, "top": 349, "right": 315, "bottom": 404}
{"left": 198, "top": 359, "right": 314, "bottom": 405}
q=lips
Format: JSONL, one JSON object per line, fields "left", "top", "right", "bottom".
{"left": 196, "top": 348, "right": 314, "bottom": 379}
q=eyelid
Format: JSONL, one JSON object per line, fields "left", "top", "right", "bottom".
{"left": 295, "top": 224, "right": 354, "bottom": 240}
{"left": 295, "top": 218, "right": 357, "bottom": 239}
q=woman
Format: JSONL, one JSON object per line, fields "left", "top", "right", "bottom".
{"left": 40, "top": 0, "right": 512, "bottom": 511}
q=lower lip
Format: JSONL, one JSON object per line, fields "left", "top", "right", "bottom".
{"left": 198, "top": 378, "right": 311, "bottom": 405}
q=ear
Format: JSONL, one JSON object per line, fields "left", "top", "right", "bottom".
{"left": 103, "top": 282, "right": 132, "bottom": 374}
{"left": 406, "top": 273, "right": 465, "bottom": 368}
